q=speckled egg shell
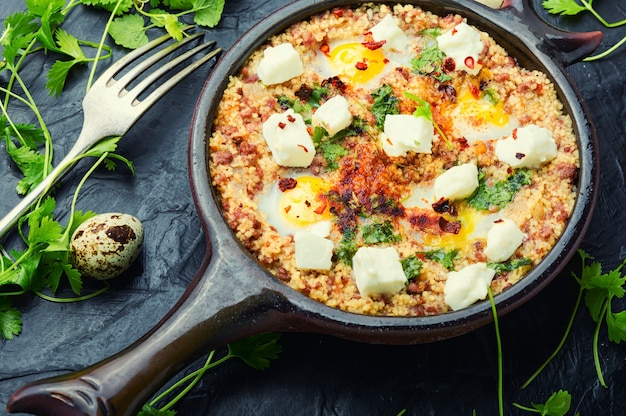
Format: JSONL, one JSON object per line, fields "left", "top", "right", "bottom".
{"left": 70, "top": 213, "right": 144, "bottom": 280}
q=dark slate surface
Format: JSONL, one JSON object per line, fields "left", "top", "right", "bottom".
{"left": 1, "top": 0, "right": 625, "bottom": 415}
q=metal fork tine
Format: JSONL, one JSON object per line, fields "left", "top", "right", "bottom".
{"left": 114, "top": 32, "right": 206, "bottom": 91}
{"left": 129, "top": 41, "right": 221, "bottom": 108}
{"left": 93, "top": 31, "right": 181, "bottom": 88}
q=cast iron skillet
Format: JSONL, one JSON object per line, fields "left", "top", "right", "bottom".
{"left": 7, "top": 0, "right": 601, "bottom": 415}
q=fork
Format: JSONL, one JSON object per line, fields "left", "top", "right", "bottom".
{"left": 0, "top": 30, "right": 221, "bottom": 238}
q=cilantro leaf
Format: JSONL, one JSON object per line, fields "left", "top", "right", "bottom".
{"left": 1, "top": 11, "right": 38, "bottom": 67}
{"left": 228, "top": 333, "right": 282, "bottom": 371}
{"left": 404, "top": 92, "right": 451, "bottom": 148}
{"left": 0, "top": 297, "right": 23, "bottom": 340}
{"left": 488, "top": 258, "right": 532, "bottom": 274}
{"left": 337, "top": 227, "right": 358, "bottom": 266}
{"left": 4, "top": 136, "right": 51, "bottom": 194}
{"left": 191, "top": 0, "right": 226, "bottom": 28}
{"left": 109, "top": 13, "right": 148, "bottom": 48}
{"left": 542, "top": 0, "right": 587, "bottom": 16}
{"left": 411, "top": 43, "right": 452, "bottom": 82}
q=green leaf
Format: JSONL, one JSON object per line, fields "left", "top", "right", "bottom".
{"left": 542, "top": 0, "right": 587, "bottom": 16}
{"left": 1, "top": 11, "right": 39, "bottom": 67}
{"left": 228, "top": 333, "right": 282, "bottom": 371}
{"left": 537, "top": 390, "right": 572, "bottom": 416}
{"left": 607, "top": 310, "right": 626, "bottom": 344}
{"left": 401, "top": 255, "right": 423, "bottom": 280}
{"left": 4, "top": 136, "right": 51, "bottom": 194}
{"left": 164, "top": 0, "right": 193, "bottom": 9}
{"left": 136, "top": 404, "right": 177, "bottom": 416}
{"left": 467, "top": 169, "right": 532, "bottom": 211}
{"left": 0, "top": 298, "right": 22, "bottom": 340}
{"left": 108, "top": 14, "right": 148, "bottom": 49}
{"left": 55, "top": 29, "right": 87, "bottom": 60}
{"left": 337, "top": 227, "right": 358, "bottom": 266}
{"left": 149, "top": 9, "right": 185, "bottom": 41}
{"left": 370, "top": 84, "right": 399, "bottom": 130}
{"left": 46, "top": 59, "right": 81, "bottom": 97}
{"left": 362, "top": 220, "right": 401, "bottom": 244}
{"left": 422, "top": 248, "right": 458, "bottom": 271}
{"left": 191, "top": 0, "right": 225, "bottom": 28}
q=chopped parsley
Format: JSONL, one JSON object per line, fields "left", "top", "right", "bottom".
{"left": 488, "top": 258, "right": 532, "bottom": 274}
{"left": 362, "top": 220, "right": 401, "bottom": 245}
{"left": 401, "top": 255, "right": 423, "bottom": 281}
{"left": 370, "top": 84, "right": 400, "bottom": 130}
{"left": 467, "top": 169, "right": 532, "bottom": 211}
{"left": 411, "top": 43, "right": 452, "bottom": 82}
{"left": 336, "top": 227, "right": 358, "bottom": 267}
{"left": 422, "top": 248, "right": 458, "bottom": 271}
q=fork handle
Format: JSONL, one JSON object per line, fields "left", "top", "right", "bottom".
{"left": 0, "top": 129, "right": 101, "bottom": 239}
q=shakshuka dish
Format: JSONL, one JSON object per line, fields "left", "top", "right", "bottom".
{"left": 208, "top": 3, "right": 579, "bottom": 316}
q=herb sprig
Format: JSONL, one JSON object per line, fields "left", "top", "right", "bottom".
{"left": 138, "top": 333, "right": 282, "bottom": 416}
{"left": 542, "top": 0, "right": 626, "bottom": 60}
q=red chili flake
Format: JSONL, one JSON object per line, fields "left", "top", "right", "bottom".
{"left": 386, "top": 137, "right": 393, "bottom": 145}
{"left": 442, "top": 57, "right": 456, "bottom": 73}
{"left": 284, "top": 205, "right": 292, "bottom": 214}
{"left": 305, "top": 200, "right": 311, "bottom": 207}
{"left": 439, "top": 216, "right": 461, "bottom": 234}
{"left": 469, "top": 82, "right": 480, "bottom": 99}
{"left": 298, "top": 144, "right": 309, "bottom": 152}
{"left": 452, "top": 28, "right": 458, "bottom": 35}
{"left": 278, "top": 122, "right": 286, "bottom": 129}
{"left": 515, "top": 152, "right": 526, "bottom": 160}
{"left": 320, "top": 43, "right": 330, "bottom": 56}
{"left": 494, "top": 219, "right": 504, "bottom": 224}
{"left": 432, "top": 198, "right": 450, "bottom": 214}
{"left": 287, "top": 114, "right": 296, "bottom": 122}
{"left": 278, "top": 177, "right": 298, "bottom": 192}
{"left": 537, "top": 84, "right": 544, "bottom": 94}
{"left": 355, "top": 60, "right": 368, "bottom": 71}
{"left": 512, "top": 128, "right": 518, "bottom": 139}
{"left": 333, "top": 8, "right": 343, "bottom": 17}
{"left": 314, "top": 201, "right": 328, "bottom": 215}
{"left": 362, "top": 39, "right": 386, "bottom": 50}
{"left": 464, "top": 56, "right": 475, "bottom": 69}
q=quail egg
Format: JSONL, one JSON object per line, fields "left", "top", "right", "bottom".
{"left": 70, "top": 213, "right": 144, "bottom": 280}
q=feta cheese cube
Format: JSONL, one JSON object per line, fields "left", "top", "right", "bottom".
{"left": 257, "top": 43, "right": 304, "bottom": 85}
{"left": 312, "top": 95, "right": 353, "bottom": 137}
{"left": 370, "top": 14, "right": 409, "bottom": 52}
{"left": 381, "top": 114, "right": 433, "bottom": 157}
{"left": 309, "top": 220, "right": 332, "bottom": 238}
{"left": 294, "top": 231, "right": 334, "bottom": 270}
{"left": 436, "top": 22, "right": 484, "bottom": 75}
{"left": 483, "top": 219, "right": 525, "bottom": 263}
{"left": 352, "top": 246, "right": 407, "bottom": 297}
{"left": 262, "top": 109, "right": 315, "bottom": 167}
{"left": 433, "top": 163, "right": 479, "bottom": 201}
{"left": 495, "top": 125, "right": 558, "bottom": 169}
{"left": 444, "top": 263, "right": 496, "bottom": 311}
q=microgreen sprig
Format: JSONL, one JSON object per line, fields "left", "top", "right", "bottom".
{"left": 403, "top": 92, "right": 452, "bottom": 149}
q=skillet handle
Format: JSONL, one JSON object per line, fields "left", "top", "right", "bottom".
{"left": 6, "top": 248, "right": 290, "bottom": 416}
{"left": 499, "top": 0, "right": 603, "bottom": 66}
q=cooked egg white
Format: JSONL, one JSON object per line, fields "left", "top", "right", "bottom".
{"left": 257, "top": 174, "right": 332, "bottom": 236}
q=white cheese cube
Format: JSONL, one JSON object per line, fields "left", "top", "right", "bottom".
{"left": 309, "top": 220, "right": 332, "bottom": 238}
{"left": 381, "top": 114, "right": 433, "bottom": 157}
{"left": 495, "top": 125, "right": 558, "bottom": 169}
{"left": 370, "top": 14, "right": 409, "bottom": 52}
{"left": 257, "top": 43, "right": 304, "bottom": 85}
{"left": 483, "top": 218, "right": 525, "bottom": 263}
{"left": 352, "top": 246, "right": 407, "bottom": 297}
{"left": 294, "top": 231, "right": 334, "bottom": 270}
{"left": 433, "top": 163, "right": 479, "bottom": 201}
{"left": 436, "top": 22, "right": 484, "bottom": 75}
{"left": 262, "top": 109, "right": 315, "bottom": 167}
{"left": 444, "top": 263, "right": 496, "bottom": 311}
{"left": 312, "top": 95, "right": 353, "bottom": 137}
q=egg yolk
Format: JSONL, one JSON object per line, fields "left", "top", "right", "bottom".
{"left": 328, "top": 42, "right": 387, "bottom": 85}
{"left": 422, "top": 207, "right": 483, "bottom": 252}
{"left": 456, "top": 89, "right": 510, "bottom": 127}
{"left": 279, "top": 176, "right": 331, "bottom": 227}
